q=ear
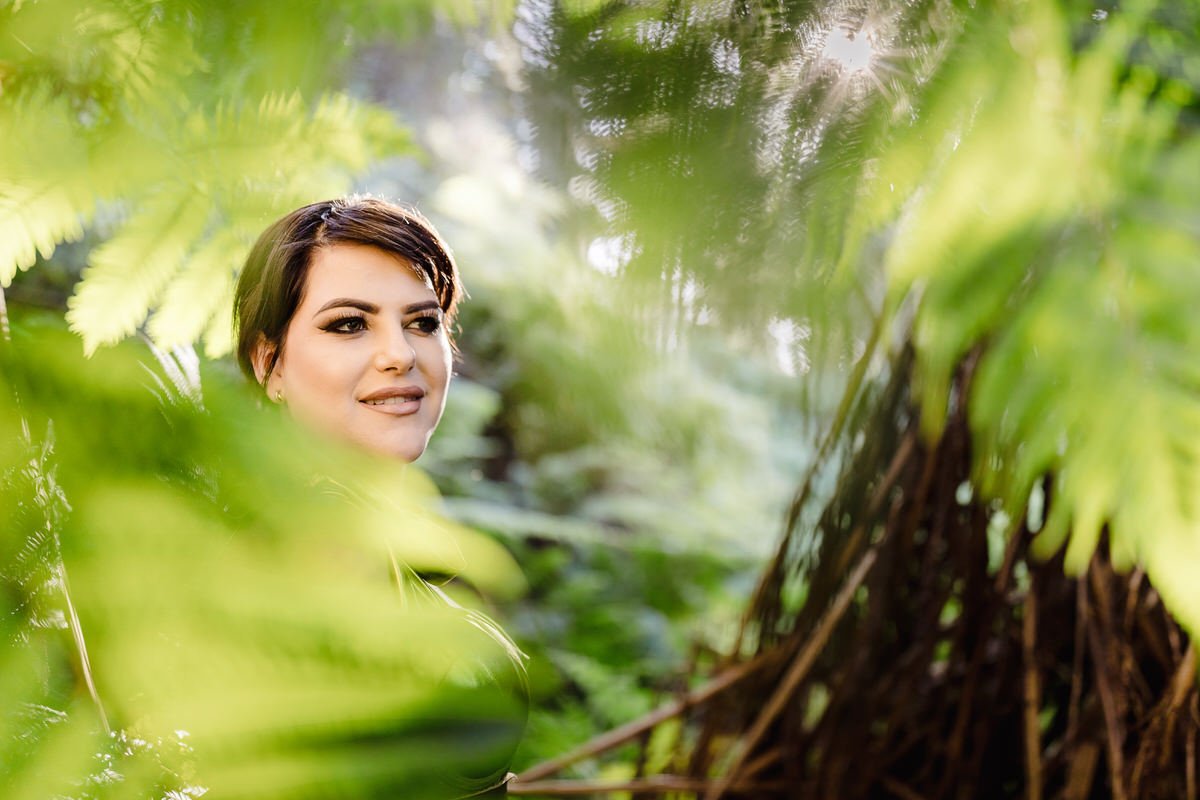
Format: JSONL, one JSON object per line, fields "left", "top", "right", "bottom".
{"left": 250, "top": 334, "right": 281, "bottom": 388}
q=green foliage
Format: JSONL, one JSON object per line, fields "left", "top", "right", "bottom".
{"left": 426, "top": 168, "right": 797, "bottom": 552}
{"left": 0, "top": 89, "right": 121, "bottom": 286}
{"left": 522, "top": 0, "right": 1200, "bottom": 636}
{"left": 0, "top": 0, "right": 432, "bottom": 355}
{"left": 863, "top": 6, "right": 1200, "bottom": 625}
{"left": 5, "top": 5, "right": 803, "bottom": 788}
{"left": 17, "top": 0, "right": 1200, "bottom": 786}
{"left": 1, "top": 313, "right": 526, "bottom": 798}
{"left": 61, "top": 92, "right": 412, "bottom": 356}
{"left": 409, "top": 164, "right": 792, "bottom": 773}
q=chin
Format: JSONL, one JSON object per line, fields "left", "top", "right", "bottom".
{"left": 362, "top": 434, "right": 429, "bottom": 464}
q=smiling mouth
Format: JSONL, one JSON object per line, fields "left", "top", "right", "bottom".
{"left": 363, "top": 396, "right": 416, "bottom": 407}
{"left": 360, "top": 384, "right": 425, "bottom": 414}
{"left": 361, "top": 396, "right": 421, "bottom": 416}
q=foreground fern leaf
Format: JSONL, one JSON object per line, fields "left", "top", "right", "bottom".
{"left": 62, "top": 91, "right": 414, "bottom": 356}
{"left": 1, "top": 0, "right": 427, "bottom": 357}
{"left": 865, "top": 9, "right": 1200, "bottom": 630}
{"left": 146, "top": 227, "right": 243, "bottom": 351}
{"left": 0, "top": 93, "right": 122, "bottom": 285}
{"left": 1, "top": 320, "right": 526, "bottom": 798}
{"left": 67, "top": 190, "right": 212, "bottom": 355}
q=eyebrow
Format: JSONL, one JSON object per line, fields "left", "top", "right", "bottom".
{"left": 312, "top": 298, "right": 441, "bottom": 318}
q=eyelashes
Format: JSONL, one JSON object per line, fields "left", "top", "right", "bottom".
{"left": 319, "top": 312, "right": 442, "bottom": 336}
{"left": 321, "top": 315, "right": 367, "bottom": 334}
{"left": 409, "top": 313, "right": 443, "bottom": 334}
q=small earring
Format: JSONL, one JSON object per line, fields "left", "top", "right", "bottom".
{"left": 274, "top": 389, "right": 284, "bottom": 403}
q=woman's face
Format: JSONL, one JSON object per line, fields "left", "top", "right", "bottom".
{"left": 260, "top": 243, "right": 452, "bottom": 462}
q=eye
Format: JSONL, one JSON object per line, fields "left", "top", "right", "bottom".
{"left": 408, "top": 312, "right": 443, "bottom": 335}
{"left": 322, "top": 315, "right": 367, "bottom": 334}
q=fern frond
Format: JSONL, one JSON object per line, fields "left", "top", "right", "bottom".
{"left": 1, "top": 335, "right": 526, "bottom": 798}
{"left": 66, "top": 188, "right": 211, "bottom": 355}
{"left": 878, "top": 9, "right": 1200, "bottom": 631}
{"left": 146, "top": 226, "right": 246, "bottom": 349}
{"left": 0, "top": 0, "right": 200, "bottom": 109}
{"left": 201, "top": 295, "right": 234, "bottom": 359}
{"left": 311, "top": 93, "right": 414, "bottom": 174}
{"left": 0, "top": 81, "right": 171, "bottom": 286}
{"left": 182, "top": 92, "right": 413, "bottom": 200}
{"left": 62, "top": 91, "right": 413, "bottom": 355}
{"left": 967, "top": 191, "right": 1200, "bottom": 614}
{"left": 860, "top": 14, "right": 1126, "bottom": 414}
{"left": 73, "top": 0, "right": 204, "bottom": 108}
{"left": 0, "top": 93, "right": 99, "bottom": 284}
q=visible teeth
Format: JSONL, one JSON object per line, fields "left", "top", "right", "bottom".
{"left": 365, "top": 396, "right": 416, "bottom": 406}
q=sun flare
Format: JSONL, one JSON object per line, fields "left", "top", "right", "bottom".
{"left": 822, "top": 27, "right": 875, "bottom": 73}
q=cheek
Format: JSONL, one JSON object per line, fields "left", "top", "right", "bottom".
{"left": 280, "top": 332, "right": 354, "bottom": 399}
{"left": 430, "top": 341, "right": 453, "bottom": 390}
{"left": 413, "top": 332, "right": 450, "bottom": 374}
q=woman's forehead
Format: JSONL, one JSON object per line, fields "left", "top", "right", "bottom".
{"left": 302, "top": 243, "right": 438, "bottom": 307}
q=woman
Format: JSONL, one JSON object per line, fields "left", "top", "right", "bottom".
{"left": 233, "top": 196, "right": 524, "bottom": 799}
{"left": 235, "top": 196, "right": 461, "bottom": 463}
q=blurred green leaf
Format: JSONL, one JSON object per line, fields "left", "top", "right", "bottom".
{"left": 1, "top": 319, "right": 526, "bottom": 798}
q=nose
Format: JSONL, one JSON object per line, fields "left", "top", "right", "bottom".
{"left": 372, "top": 325, "right": 416, "bottom": 373}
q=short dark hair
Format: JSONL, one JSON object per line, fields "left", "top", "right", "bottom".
{"left": 233, "top": 196, "right": 463, "bottom": 383}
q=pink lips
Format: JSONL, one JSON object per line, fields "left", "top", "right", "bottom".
{"left": 359, "top": 386, "right": 424, "bottom": 416}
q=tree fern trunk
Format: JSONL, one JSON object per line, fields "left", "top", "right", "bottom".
{"left": 686, "top": 347, "right": 1197, "bottom": 799}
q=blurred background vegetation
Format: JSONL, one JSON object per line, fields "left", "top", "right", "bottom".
{"left": 3, "top": 0, "right": 1200, "bottom": 797}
